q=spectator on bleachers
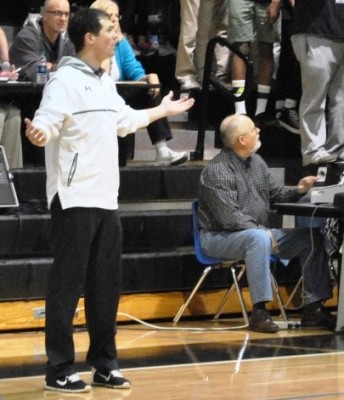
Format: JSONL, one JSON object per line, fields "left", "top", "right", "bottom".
{"left": 90, "top": 0, "right": 188, "bottom": 167}
{"left": 274, "top": 0, "right": 301, "bottom": 135}
{"left": 0, "top": 27, "right": 23, "bottom": 169}
{"left": 145, "top": 0, "right": 176, "bottom": 57}
{"left": 175, "top": 0, "right": 201, "bottom": 91}
{"left": 9, "top": 0, "right": 75, "bottom": 81}
{"left": 175, "top": 0, "right": 228, "bottom": 91}
{"left": 291, "top": 0, "right": 344, "bottom": 166}
{"left": 116, "top": 0, "right": 152, "bottom": 56}
{"left": 195, "top": 0, "right": 229, "bottom": 84}
{"left": 9, "top": 0, "right": 75, "bottom": 166}
{"left": 116, "top": 0, "right": 176, "bottom": 57}
{"left": 227, "top": 0, "right": 281, "bottom": 124}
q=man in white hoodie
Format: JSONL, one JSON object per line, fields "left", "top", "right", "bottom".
{"left": 25, "top": 8, "right": 194, "bottom": 394}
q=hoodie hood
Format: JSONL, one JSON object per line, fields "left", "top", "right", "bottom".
{"left": 57, "top": 56, "right": 97, "bottom": 76}
{"left": 23, "top": 14, "right": 42, "bottom": 33}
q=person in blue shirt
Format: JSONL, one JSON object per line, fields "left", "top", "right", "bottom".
{"left": 91, "top": 0, "right": 189, "bottom": 167}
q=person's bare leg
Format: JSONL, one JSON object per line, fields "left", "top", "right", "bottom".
{"left": 231, "top": 42, "right": 250, "bottom": 114}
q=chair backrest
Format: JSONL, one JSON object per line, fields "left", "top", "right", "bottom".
{"left": 192, "top": 200, "right": 224, "bottom": 265}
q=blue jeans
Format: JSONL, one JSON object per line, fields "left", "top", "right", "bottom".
{"left": 200, "top": 227, "right": 332, "bottom": 305}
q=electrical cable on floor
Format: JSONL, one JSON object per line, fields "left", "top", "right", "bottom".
{"left": 117, "top": 312, "right": 249, "bottom": 332}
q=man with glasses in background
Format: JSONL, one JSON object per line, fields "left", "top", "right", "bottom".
{"left": 9, "top": 0, "right": 75, "bottom": 166}
{"left": 9, "top": 0, "right": 75, "bottom": 81}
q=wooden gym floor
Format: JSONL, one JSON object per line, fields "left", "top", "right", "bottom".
{"left": 1, "top": 316, "right": 344, "bottom": 400}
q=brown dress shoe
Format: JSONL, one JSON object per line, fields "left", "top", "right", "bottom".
{"left": 249, "top": 309, "right": 280, "bottom": 333}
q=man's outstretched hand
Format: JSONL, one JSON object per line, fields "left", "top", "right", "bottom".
{"left": 24, "top": 118, "right": 48, "bottom": 147}
{"left": 161, "top": 91, "right": 195, "bottom": 116}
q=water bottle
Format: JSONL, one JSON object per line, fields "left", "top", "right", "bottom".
{"left": 36, "top": 53, "right": 48, "bottom": 84}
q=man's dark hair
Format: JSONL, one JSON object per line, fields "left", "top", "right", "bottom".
{"left": 68, "top": 8, "right": 110, "bottom": 53}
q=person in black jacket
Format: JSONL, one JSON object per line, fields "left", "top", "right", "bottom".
{"left": 9, "top": 0, "right": 75, "bottom": 81}
{"left": 9, "top": 0, "right": 75, "bottom": 166}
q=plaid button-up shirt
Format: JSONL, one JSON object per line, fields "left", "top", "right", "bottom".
{"left": 198, "top": 148, "right": 301, "bottom": 232}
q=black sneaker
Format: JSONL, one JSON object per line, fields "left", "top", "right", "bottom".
{"left": 254, "top": 112, "right": 274, "bottom": 129}
{"left": 92, "top": 368, "right": 131, "bottom": 389}
{"left": 301, "top": 305, "right": 336, "bottom": 331}
{"left": 277, "top": 108, "right": 300, "bottom": 134}
{"left": 249, "top": 309, "right": 280, "bottom": 333}
{"left": 44, "top": 373, "right": 91, "bottom": 393}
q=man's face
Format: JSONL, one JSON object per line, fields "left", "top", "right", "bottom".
{"left": 240, "top": 118, "right": 261, "bottom": 154}
{"left": 92, "top": 18, "right": 116, "bottom": 62}
{"left": 42, "top": 0, "right": 70, "bottom": 35}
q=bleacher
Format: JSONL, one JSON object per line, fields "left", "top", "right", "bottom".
{"left": 0, "top": 0, "right": 313, "bottom": 332}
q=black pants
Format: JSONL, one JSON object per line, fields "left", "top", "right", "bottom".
{"left": 274, "top": 16, "right": 302, "bottom": 104}
{"left": 118, "top": 89, "right": 172, "bottom": 166}
{"left": 45, "top": 196, "right": 123, "bottom": 378}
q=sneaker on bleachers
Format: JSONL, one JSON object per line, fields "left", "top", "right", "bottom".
{"left": 180, "top": 78, "right": 201, "bottom": 91}
{"left": 154, "top": 149, "right": 188, "bottom": 166}
{"left": 304, "top": 149, "right": 338, "bottom": 166}
{"left": 254, "top": 111, "right": 275, "bottom": 129}
{"left": 277, "top": 107, "right": 300, "bottom": 134}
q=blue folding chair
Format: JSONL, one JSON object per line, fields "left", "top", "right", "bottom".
{"left": 173, "top": 200, "right": 249, "bottom": 327}
{"left": 173, "top": 200, "right": 288, "bottom": 327}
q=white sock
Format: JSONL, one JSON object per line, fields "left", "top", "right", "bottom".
{"left": 232, "top": 80, "right": 246, "bottom": 114}
{"left": 284, "top": 98, "right": 297, "bottom": 109}
{"left": 255, "top": 84, "right": 270, "bottom": 115}
{"left": 234, "top": 101, "right": 246, "bottom": 114}
{"left": 155, "top": 140, "right": 168, "bottom": 152}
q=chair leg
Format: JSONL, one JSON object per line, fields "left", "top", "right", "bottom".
{"left": 270, "top": 272, "right": 288, "bottom": 322}
{"left": 213, "top": 265, "right": 248, "bottom": 326}
{"left": 284, "top": 276, "right": 303, "bottom": 309}
{"left": 173, "top": 265, "right": 214, "bottom": 323}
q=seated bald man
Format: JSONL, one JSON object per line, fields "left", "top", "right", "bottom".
{"left": 197, "top": 113, "right": 335, "bottom": 333}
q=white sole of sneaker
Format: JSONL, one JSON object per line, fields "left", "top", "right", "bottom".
{"left": 278, "top": 120, "right": 300, "bottom": 134}
{"left": 44, "top": 383, "right": 92, "bottom": 393}
{"left": 170, "top": 155, "right": 188, "bottom": 166}
{"left": 92, "top": 382, "right": 132, "bottom": 389}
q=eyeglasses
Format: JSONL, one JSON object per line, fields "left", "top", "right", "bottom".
{"left": 45, "top": 10, "right": 70, "bottom": 18}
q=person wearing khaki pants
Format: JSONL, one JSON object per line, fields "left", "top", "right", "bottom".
{"left": 175, "top": 0, "right": 201, "bottom": 90}
{"left": 0, "top": 104, "right": 23, "bottom": 169}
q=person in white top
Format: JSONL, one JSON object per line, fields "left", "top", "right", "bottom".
{"left": 25, "top": 8, "right": 194, "bottom": 394}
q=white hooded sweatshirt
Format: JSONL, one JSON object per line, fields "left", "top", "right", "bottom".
{"left": 32, "top": 56, "right": 149, "bottom": 210}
